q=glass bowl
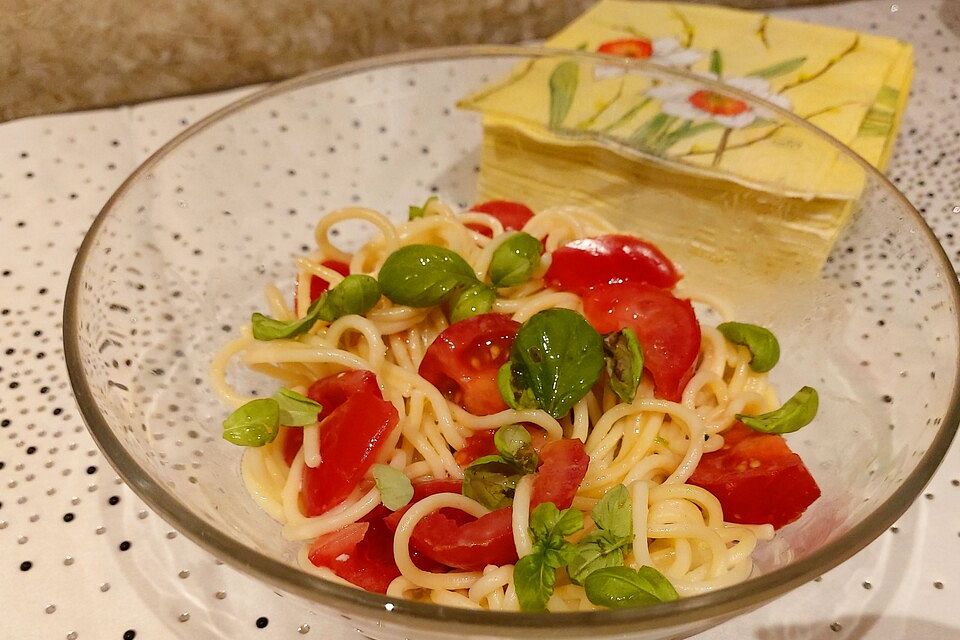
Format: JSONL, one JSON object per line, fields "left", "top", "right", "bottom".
{"left": 64, "top": 46, "right": 960, "bottom": 639}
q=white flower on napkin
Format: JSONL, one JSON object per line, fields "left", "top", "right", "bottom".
{"left": 648, "top": 75, "right": 791, "bottom": 129}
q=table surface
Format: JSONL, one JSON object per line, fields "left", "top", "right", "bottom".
{"left": 1, "top": 1, "right": 959, "bottom": 638}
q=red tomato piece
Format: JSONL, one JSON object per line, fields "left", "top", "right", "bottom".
{"left": 381, "top": 479, "right": 465, "bottom": 530}
{"left": 583, "top": 282, "right": 701, "bottom": 402}
{"left": 466, "top": 200, "right": 535, "bottom": 237}
{"left": 281, "top": 426, "right": 304, "bottom": 467}
{"left": 301, "top": 391, "right": 399, "bottom": 516}
{"left": 295, "top": 260, "right": 350, "bottom": 314}
{"left": 307, "top": 521, "right": 369, "bottom": 567}
{"left": 418, "top": 314, "right": 520, "bottom": 416}
{"left": 307, "top": 370, "right": 383, "bottom": 420}
{"left": 454, "top": 426, "right": 549, "bottom": 468}
{"left": 410, "top": 507, "right": 517, "bottom": 571}
{"left": 597, "top": 38, "right": 654, "bottom": 59}
{"left": 689, "top": 422, "right": 821, "bottom": 530}
{"left": 309, "top": 520, "right": 401, "bottom": 593}
{"left": 544, "top": 234, "right": 680, "bottom": 295}
{"left": 531, "top": 439, "right": 590, "bottom": 510}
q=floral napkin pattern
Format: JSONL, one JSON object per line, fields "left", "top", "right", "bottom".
{"left": 460, "top": 0, "right": 913, "bottom": 199}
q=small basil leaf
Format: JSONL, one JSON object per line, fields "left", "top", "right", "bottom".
{"left": 318, "top": 274, "right": 381, "bottom": 322}
{"left": 592, "top": 484, "right": 632, "bottom": 539}
{"left": 372, "top": 464, "right": 414, "bottom": 510}
{"left": 514, "top": 553, "right": 556, "bottom": 612}
{"left": 272, "top": 388, "right": 322, "bottom": 426}
{"left": 462, "top": 455, "right": 520, "bottom": 509}
{"left": 509, "top": 309, "right": 605, "bottom": 419}
{"left": 488, "top": 232, "right": 541, "bottom": 288}
{"left": 408, "top": 195, "right": 438, "bottom": 221}
{"left": 497, "top": 362, "right": 538, "bottom": 411}
{"left": 493, "top": 424, "right": 539, "bottom": 473}
{"left": 251, "top": 295, "right": 324, "bottom": 341}
{"left": 378, "top": 244, "right": 478, "bottom": 307}
{"left": 584, "top": 565, "right": 678, "bottom": 609}
{"left": 222, "top": 398, "right": 280, "bottom": 447}
{"left": 567, "top": 532, "right": 627, "bottom": 585}
{"left": 447, "top": 283, "right": 496, "bottom": 324}
{"left": 603, "top": 328, "right": 644, "bottom": 404}
{"left": 737, "top": 386, "right": 818, "bottom": 434}
{"left": 717, "top": 321, "right": 780, "bottom": 373}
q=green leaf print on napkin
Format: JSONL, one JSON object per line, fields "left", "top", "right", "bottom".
{"left": 549, "top": 61, "right": 579, "bottom": 129}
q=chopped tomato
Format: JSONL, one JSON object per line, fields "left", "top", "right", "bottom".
{"left": 689, "top": 422, "right": 821, "bottom": 530}
{"left": 583, "top": 282, "right": 701, "bottom": 402}
{"left": 531, "top": 439, "right": 589, "bottom": 510}
{"left": 544, "top": 235, "right": 680, "bottom": 295}
{"left": 454, "top": 425, "right": 549, "bottom": 467}
{"left": 418, "top": 314, "right": 520, "bottom": 416}
{"left": 410, "top": 507, "right": 517, "bottom": 571}
{"left": 597, "top": 38, "right": 653, "bottom": 59}
{"left": 309, "top": 520, "right": 400, "bottom": 593}
{"left": 301, "top": 391, "right": 399, "bottom": 516}
{"left": 295, "top": 260, "right": 350, "bottom": 314}
{"left": 466, "top": 200, "right": 535, "bottom": 237}
{"left": 282, "top": 370, "right": 384, "bottom": 466}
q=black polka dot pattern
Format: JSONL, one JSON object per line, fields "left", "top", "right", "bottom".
{"left": 0, "top": 3, "right": 958, "bottom": 638}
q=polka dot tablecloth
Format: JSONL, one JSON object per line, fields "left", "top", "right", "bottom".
{"left": 1, "top": 1, "right": 959, "bottom": 638}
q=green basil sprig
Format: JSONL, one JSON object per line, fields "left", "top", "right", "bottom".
{"left": 462, "top": 425, "right": 539, "bottom": 509}
{"left": 737, "top": 386, "right": 819, "bottom": 434}
{"left": 498, "top": 309, "right": 604, "bottom": 419}
{"left": 488, "top": 232, "right": 542, "bottom": 288}
{"left": 372, "top": 464, "right": 414, "bottom": 510}
{"left": 514, "top": 502, "right": 584, "bottom": 611}
{"left": 603, "top": 328, "right": 644, "bottom": 404}
{"left": 447, "top": 283, "right": 496, "bottom": 324}
{"left": 567, "top": 484, "right": 633, "bottom": 584}
{"left": 378, "top": 244, "right": 479, "bottom": 307}
{"left": 252, "top": 274, "right": 380, "bottom": 341}
{"left": 717, "top": 321, "right": 780, "bottom": 373}
{"left": 584, "top": 565, "right": 678, "bottom": 609}
{"left": 408, "top": 195, "right": 438, "bottom": 221}
{"left": 222, "top": 388, "right": 323, "bottom": 447}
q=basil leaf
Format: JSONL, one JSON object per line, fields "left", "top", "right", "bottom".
{"left": 507, "top": 309, "right": 604, "bottom": 418}
{"left": 585, "top": 565, "right": 678, "bottom": 609}
{"left": 462, "top": 455, "right": 520, "bottom": 509}
{"left": 318, "top": 274, "right": 381, "bottom": 322}
{"left": 567, "top": 532, "right": 627, "bottom": 585}
{"left": 222, "top": 398, "right": 280, "bottom": 447}
{"left": 272, "top": 388, "right": 322, "bottom": 426}
{"left": 378, "top": 244, "right": 478, "bottom": 307}
{"left": 372, "top": 464, "right": 414, "bottom": 510}
{"left": 717, "top": 321, "right": 780, "bottom": 373}
{"left": 548, "top": 60, "right": 579, "bottom": 129}
{"left": 447, "top": 283, "right": 496, "bottom": 324}
{"left": 497, "top": 362, "right": 538, "bottom": 410}
{"left": 493, "top": 424, "right": 539, "bottom": 473}
{"left": 529, "top": 502, "right": 584, "bottom": 542}
{"left": 737, "top": 386, "right": 818, "bottom": 434}
{"left": 592, "top": 484, "right": 632, "bottom": 539}
{"left": 251, "top": 295, "right": 325, "bottom": 341}
{"left": 603, "top": 328, "right": 644, "bottom": 404}
{"left": 488, "top": 232, "right": 541, "bottom": 288}
{"left": 514, "top": 552, "right": 557, "bottom": 612}
{"left": 408, "top": 195, "right": 438, "bottom": 220}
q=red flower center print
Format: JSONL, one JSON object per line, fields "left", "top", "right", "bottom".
{"left": 687, "top": 90, "right": 750, "bottom": 116}
{"left": 597, "top": 38, "right": 654, "bottom": 59}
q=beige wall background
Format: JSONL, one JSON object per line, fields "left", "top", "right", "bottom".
{"left": 0, "top": 0, "right": 840, "bottom": 122}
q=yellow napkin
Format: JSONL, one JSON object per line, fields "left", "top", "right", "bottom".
{"left": 461, "top": 0, "right": 913, "bottom": 199}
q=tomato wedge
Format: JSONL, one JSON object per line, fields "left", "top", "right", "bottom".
{"left": 531, "top": 439, "right": 590, "bottom": 510}
{"left": 301, "top": 391, "right": 399, "bottom": 516}
{"left": 597, "top": 38, "right": 654, "bottom": 59}
{"left": 282, "top": 370, "right": 383, "bottom": 466}
{"left": 544, "top": 235, "right": 679, "bottom": 295}
{"left": 466, "top": 200, "right": 535, "bottom": 237}
{"left": 295, "top": 260, "right": 350, "bottom": 314}
{"left": 309, "top": 520, "right": 401, "bottom": 593}
{"left": 410, "top": 507, "right": 517, "bottom": 571}
{"left": 689, "top": 422, "right": 821, "bottom": 530}
{"left": 418, "top": 314, "right": 520, "bottom": 416}
{"left": 583, "top": 282, "right": 701, "bottom": 402}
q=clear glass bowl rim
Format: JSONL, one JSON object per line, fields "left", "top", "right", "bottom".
{"left": 63, "top": 45, "right": 960, "bottom": 634}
